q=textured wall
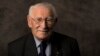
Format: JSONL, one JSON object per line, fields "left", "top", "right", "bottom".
{"left": 0, "top": 0, "right": 100, "bottom": 56}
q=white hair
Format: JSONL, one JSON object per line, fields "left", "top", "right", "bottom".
{"left": 28, "top": 2, "right": 57, "bottom": 18}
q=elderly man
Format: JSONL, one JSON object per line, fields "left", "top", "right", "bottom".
{"left": 8, "top": 2, "right": 80, "bottom": 56}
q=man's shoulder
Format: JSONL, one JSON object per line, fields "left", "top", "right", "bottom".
{"left": 53, "top": 32, "right": 76, "bottom": 41}
{"left": 53, "top": 32, "right": 79, "bottom": 48}
{"left": 8, "top": 33, "right": 32, "bottom": 47}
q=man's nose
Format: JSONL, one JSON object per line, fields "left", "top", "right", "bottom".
{"left": 41, "top": 21, "right": 47, "bottom": 29}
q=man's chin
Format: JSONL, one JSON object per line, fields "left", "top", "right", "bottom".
{"left": 37, "top": 36, "right": 48, "bottom": 40}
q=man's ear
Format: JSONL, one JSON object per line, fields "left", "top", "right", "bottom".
{"left": 53, "top": 18, "right": 57, "bottom": 27}
{"left": 27, "top": 15, "right": 32, "bottom": 28}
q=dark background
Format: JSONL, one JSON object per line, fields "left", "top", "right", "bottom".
{"left": 0, "top": 0, "right": 100, "bottom": 56}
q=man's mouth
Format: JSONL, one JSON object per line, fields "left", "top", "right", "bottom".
{"left": 38, "top": 30, "right": 49, "bottom": 32}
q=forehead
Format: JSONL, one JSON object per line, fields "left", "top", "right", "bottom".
{"left": 30, "top": 6, "right": 53, "bottom": 17}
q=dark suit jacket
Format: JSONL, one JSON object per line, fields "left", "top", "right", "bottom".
{"left": 8, "top": 32, "right": 80, "bottom": 56}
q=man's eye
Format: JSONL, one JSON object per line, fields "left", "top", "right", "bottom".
{"left": 36, "top": 18, "right": 42, "bottom": 22}
{"left": 46, "top": 17, "right": 54, "bottom": 21}
{"left": 47, "top": 19, "right": 54, "bottom": 21}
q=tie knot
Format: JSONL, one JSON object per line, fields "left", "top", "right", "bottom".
{"left": 40, "top": 41, "right": 47, "bottom": 49}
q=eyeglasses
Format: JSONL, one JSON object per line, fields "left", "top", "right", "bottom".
{"left": 31, "top": 17, "right": 56, "bottom": 24}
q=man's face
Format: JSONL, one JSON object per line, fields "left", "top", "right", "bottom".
{"left": 27, "top": 6, "right": 56, "bottom": 40}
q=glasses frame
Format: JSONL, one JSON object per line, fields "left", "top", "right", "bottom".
{"left": 31, "top": 17, "right": 57, "bottom": 25}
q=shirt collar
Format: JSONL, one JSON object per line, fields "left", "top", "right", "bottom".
{"left": 34, "top": 36, "right": 41, "bottom": 47}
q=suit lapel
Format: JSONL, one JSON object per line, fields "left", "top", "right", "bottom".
{"left": 24, "top": 34, "right": 38, "bottom": 56}
{"left": 50, "top": 32, "right": 62, "bottom": 56}
{"left": 51, "top": 43, "right": 61, "bottom": 56}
